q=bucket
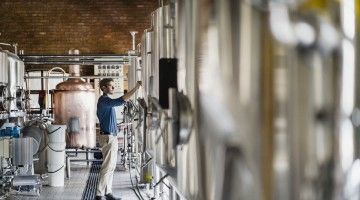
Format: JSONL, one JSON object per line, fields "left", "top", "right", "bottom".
{"left": 47, "top": 142, "right": 65, "bottom": 166}
{"left": 47, "top": 125, "right": 66, "bottom": 143}
{"left": 47, "top": 164, "right": 65, "bottom": 187}
{"left": 47, "top": 142, "right": 66, "bottom": 187}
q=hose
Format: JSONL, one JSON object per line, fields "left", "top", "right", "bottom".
{"left": 47, "top": 165, "right": 64, "bottom": 174}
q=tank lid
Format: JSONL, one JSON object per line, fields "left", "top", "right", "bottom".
{"left": 55, "top": 78, "right": 94, "bottom": 91}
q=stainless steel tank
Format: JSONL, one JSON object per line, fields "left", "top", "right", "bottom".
{"left": 53, "top": 53, "right": 96, "bottom": 148}
{"left": 0, "top": 51, "right": 8, "bottom": 112}
{"left": 139, "top": 29, "right": 155, "bottom": 185}
{"left": 162, "top": 4, "right": 177, "bottom": 171}
{"left": 142, "top": 1, "right": 267, "bottom": 199}
{"left": 267, "top": 1, "right": 360, "bottom": 200}
{"left": 22, "top": 125, "right": 47, "bottom": 174}
{"left": 150, "top": 8, "right": 161, "bottom": 98}
{"left": 141, "top": 29, "right": 152, "bottom": 96}
{"left": 15, "top": 59, "right": 26, "bottom": 110}
{"left": 0, "top": 51, "right": 8, "bottom": 84}
{"left": 333, "top": 2, "right": 360, "bottom": 199}
{"left": 15, "top": 59, "right": 25, "bottom": 88}
{"left": 6, "top": 52, "right": 25, "bottom": 113}
{"left": 149, "top": 5, "right": 175, "bottom": 99}
{"left": 142, "top": 30, "right": 153, "bottom": 98}
{"left": 0, "top": 85, "right": 6, "bottom": 112}
{"left": 136, "top": 0, "right": 360, "bottom": 199}
{"left": 149, "top": 8, "right": 164, "bottom": 171}
{"left": 192, "top": 0, "right": 265, "bottom": 199}
{"left": 174, "top": 1, "right": 204, "bottom": 199}
{"left": 141, "top": 32, "right": 148, "bottom": 96}
{"left": 160, "top": 5, "right": 175, "bottom": 59}
{"left": 128, "top": 55, "right": 142, "bottom": 100}
{"left": 11, "top": 137, "right": 37, "bottom": 166}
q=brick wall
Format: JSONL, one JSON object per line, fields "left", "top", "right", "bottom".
{"left": 0, "top": 0, "right": 159, "bottom": 54}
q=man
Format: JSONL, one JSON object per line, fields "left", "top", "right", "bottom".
{"left": 95, "top": 78, "right": 141, "bottom": 200}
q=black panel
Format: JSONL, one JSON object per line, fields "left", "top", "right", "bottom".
{"left": 159, "top": 58, "right": 178, "bottom": 109}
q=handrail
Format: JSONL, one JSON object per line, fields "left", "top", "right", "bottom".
{"left": 45, "top": 67, "right": 67, "bottom": 116}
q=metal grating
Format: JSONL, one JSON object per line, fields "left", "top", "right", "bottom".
{"left": 81, "top": 161, "right": 102, "bottom": 200}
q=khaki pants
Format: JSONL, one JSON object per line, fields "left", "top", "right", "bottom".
{"left": 96, "top": 134, "right": 118, "bottom": 196}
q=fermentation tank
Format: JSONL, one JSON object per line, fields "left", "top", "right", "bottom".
{"left": 141, "top": 29, "right": 153, "bottom": 98}
{"left": 0, "top": 51, "right": 8, "bottom": 84}
{"left": 53, "top": 50, "right": 96, "bottom": 148}
{"left": 0, "top": 51, "right": 8, "bottom": 112}
{"left": 134, "top": 0, "right": 360, "bottom": 199}
{"left": 16, "top": 59, "right": 25, "bottom": 89}
{"left": 150, "top": 8, "right": 161, "bottom": 98}
{"left": 0, "top": 50, "right": 26, "bottom": 114}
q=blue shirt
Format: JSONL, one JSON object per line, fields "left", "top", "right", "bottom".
{"left": 97, "top": 95, "right": 125, "bottom": 135}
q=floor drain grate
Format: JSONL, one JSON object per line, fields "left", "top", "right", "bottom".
{"left": 81, "top": 161, "right": 102, "bottom": 200}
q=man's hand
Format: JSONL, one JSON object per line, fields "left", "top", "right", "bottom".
{"left": 122, "top": 81, "right": 142, "bottom": 101}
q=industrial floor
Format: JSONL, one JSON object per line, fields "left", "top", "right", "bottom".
{"left": 8, "top": 158, "right": 146, "bottom": 200}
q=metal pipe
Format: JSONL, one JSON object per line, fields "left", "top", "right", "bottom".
{"left": 24, "top": 75, "right": 126, "bottom": 79}
{"left": 20, "top": 54, "right": 133, "bottom": 58}
{"left": 68, "top": 49, "right": 81, "bottom": 76}
{"left": 22, "top": 61, "right": 129, "bottom": 65}
{"left": 149, "top": 97, "right": 163, "bottom": 111}
{"left": 25, "top": 72, "right": 31, "bottom": 111}
{"left": 130, "top": 31, "right": 138, "bottom": 51}
{"left": 143, "top": 108, "right": 148, "bottom": 153}
{"left": 145, "top": 150, "right": 152, "bottom": 158}
{"left": 45, "top": 67, "right": 66, "bottom": 116}
{"left": 0, "top": 42, "right": 12, "bottom": 47}
{"left": 13, "top": 44, "right": 18, "bottom": 55}
{"left": 19, "top": 54, "right": 135, "bottom": 65}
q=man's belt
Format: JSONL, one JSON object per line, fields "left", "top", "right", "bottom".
{"left": 99, "top": 130, "right": 111, "bottom": 135}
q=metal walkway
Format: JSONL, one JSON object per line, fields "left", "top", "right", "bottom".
{"left": 8, "top": 163, "right": 141, "bottom": 200}
{"left": 81, "top": 162, "right": 102, "bottom": 200}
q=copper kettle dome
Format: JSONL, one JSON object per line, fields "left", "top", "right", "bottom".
{"left": 55, "top": 78, "right": 94, "bottom": 91}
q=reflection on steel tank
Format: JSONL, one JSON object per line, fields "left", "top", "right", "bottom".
{"left": 53, "top": 50, "right": 96, "bottom": 148}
